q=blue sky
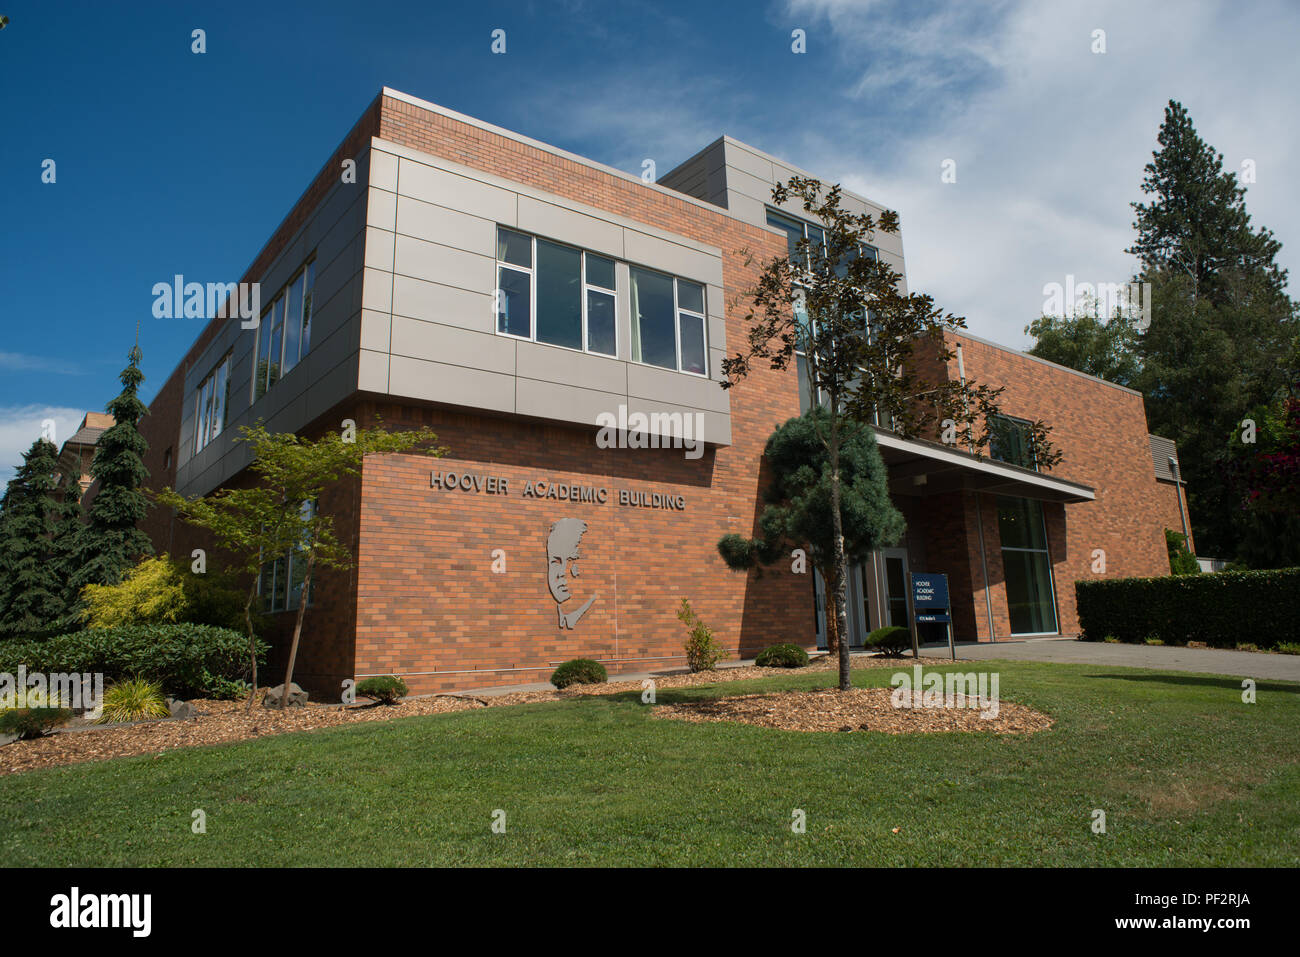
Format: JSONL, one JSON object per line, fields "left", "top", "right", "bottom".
{"left": 2, "top": 0, "right": 1298, "bottom": 478}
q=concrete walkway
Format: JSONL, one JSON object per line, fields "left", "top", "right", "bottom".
{"left": 448, "top": 638, "right": 1300, "bottom": 698}
{"left": 923, "top": 636, "right": 1300, "bottom": 683}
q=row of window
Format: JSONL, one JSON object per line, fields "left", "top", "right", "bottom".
{"left": 253, "top": 260, "right": 316, "bottom": 402}
{"left": 258, "top": 501, "right": 316, "bottom": 613}
{"left": 495, "top": 227, "right": 709, "bottom": 376}
{"left": 766, "top": 208, "right": 878, "bottom": 276}
{"left": 194, "top": 352, "right": 232, "bottom": 455}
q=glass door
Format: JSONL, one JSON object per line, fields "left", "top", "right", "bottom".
{"left": 879, "top": 548, "right": 911, "bottom": 628}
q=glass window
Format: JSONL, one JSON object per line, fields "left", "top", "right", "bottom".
{"left": 194, "top": 354, "right": 231, "bottom": 454}
{"left": 677, "top": 279, "right": 704, "bottom": 314}
{"left": 996, "top": 496, "right": 1057, "bottom": 635}
{"left": 282, "top": 272, "right": 303, "bottom": 374}
{"left": 301, "top": 261, "right": 315, "bottom": 358}
{"left": 535, "top": 239, "right": 582, "bottom": 350}
{"left": 587, "top": 289, "right": 616, "bottom": 356}
{"left": 496, "top": 266, "right": 531, "bottom": 338}
{"left": 585, "top": 253, "right": 615, "bottom": 291}
{"left": 255, "top": 305, "right": 274, "bottom": 401}
{"left": 267, "top": 296, "right": 284, "bottom": 391}
{"left": 990, "top": 414, "right": 1037, "bottom": 471}
{"left": 630, "top": 267, "right": 676, "bottom": 369}
{"left": 497, "top": 227, "right": 532, "bottom": 267}
{"left": 766, "top": 210, "right": 805, "bottom": 264}
{"left": 679, "top": 311, "right": 706, "bottom": 375}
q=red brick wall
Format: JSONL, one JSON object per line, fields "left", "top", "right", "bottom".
{"left": 945, "top": 335, "right": 1176, "bottom": 637}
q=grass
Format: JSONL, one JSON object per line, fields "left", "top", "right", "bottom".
{"left": 1, "top": 660, "right": 1298, "bottom": 866}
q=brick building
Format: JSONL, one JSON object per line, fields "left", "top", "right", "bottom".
{"left": 138, "top": 88, "right": 1187, "bottom": 696}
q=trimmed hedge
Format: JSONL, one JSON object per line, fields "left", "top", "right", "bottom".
{"left": 754, "top": 643, "right": 810, "bottom": 668}
{"left": 1076, "top": 568, "right": 1300, "bottom": 648}
{"left": 0, "top": 624, "right": 266, "bottom": 698}
{"left": 550, "top": 658, "right": 607, "bottom": 689}
{"left": 866, "top": 625, "right": 912, "bottom": 656}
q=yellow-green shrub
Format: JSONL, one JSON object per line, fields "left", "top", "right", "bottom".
{"left": 97, "top": 676, "right": 170, "bottom": 724}
{"left": 79, "top": 556, "right": 251, "bottom": 632}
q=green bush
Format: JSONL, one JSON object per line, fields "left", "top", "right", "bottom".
{"left": 677, "top": 598, "right": 728, "bottom": 672}
{"left": 97, "top": 676, "right": 170, "bottom": 724}
{"left": 1076, "top": 567, "right": 1300, "bottom": 649}
{"left": 79, "top": 556, "right": 256, "bottom": 633}
{"left": 754, "top": 643, "right": 809, "bottom": 668}
{"left": 550, "top": 659, "right": 607, "bottom": 689}
{"left": 356, "top": 675, "right": 408, "bottom": 704}
{"left": 1164, "top": 529, "right": 1200, "bottom": 576}
{"left": 1276, "top": 642, "right": 1300, "bottom": 656}
{"left": 0, "top": 707, "right": 71, "bottom": 739}
{"left": 866, "top": 625, "right": 912, "bottom": 656}
{"left": 0, "top": 624, "right": 266, "bottom": 698}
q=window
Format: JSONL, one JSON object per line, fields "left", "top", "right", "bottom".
{"left": 630, "top": 266, "right": 708, "bottom": 376}
{"left": 990, "top": 414, "right": 1038, "bottom": 471}
{"left": 996, "top": 496, "right": 1058, "bottom": 635}
{"left": 253, "top": 259, "right": 317, "bottom": 402}
{"left": 496, "top": 228, "right": 620, "bottom": 358}
{"left": 194, "top": 353, "right": 231, "bottom": 454}
{"left": 258, "top": 500, "right": 316, "bottom": 613}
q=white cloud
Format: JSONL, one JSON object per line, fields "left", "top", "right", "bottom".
{"left": 0, "top": 352, "right": 85, "bottom": 375}
{"left": 781, "top": 0, "right": 1300, "bottom": 348}
{"left": 0, "top": 406, "right": 88, "bottom": 486}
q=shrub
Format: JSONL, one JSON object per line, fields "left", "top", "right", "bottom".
{"left": 97, "top": 676, "right": 170, "bottom": 724}
{"left": 202, "top": 675, "right": 250, "bottom": 701}
{"left": 677, "top": 598, "right": 727, "bottom": 672}
{"left": 1076, "top": 567, "right": 1300, "bottom": 649}
{"left": 356, "top": 675, "right": 408, "bottom": 704}
{"left": 550, "top": 658, "right": 607, "bottom": 689}
{"left": 1276, "top": 642, "right": 1300, "bottom": 656}
{"left": 1164, "top": 529, "right": 1200, "bottom": 576}
{"left": 79, "top": 556, "right": 254, "bottom": 632}
{"left": 0, "top": 624, "right": 266, "bottom": 698}
{"left": 0, "top": 707, "right": 71, "bottom": 740}
{"left": 866, "top": 625, "right": 912, "bottom": 656}
{"left": 754, "top": 643, "right": 809, "bottom": 668}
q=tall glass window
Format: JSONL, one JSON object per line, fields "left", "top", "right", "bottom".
{"left": 585, "top": 253, "right": 617, "bottom": 356}
{"left": 251, "top": 258, "right": 315, "bottom": 404}
{"left": 194, "top": 353, "right": 231, "bottom": 454}
{"left": 535, "top": 239, "right": 582, "bottom": 350}
{"left": 990, "top": 414, "right": 1038, "bottom": 471}
{"left": 996, "top": 496, "right": 1058, "bottom": 635}
{"left": 630, "top": 266, "right": 677, "bottom": 369}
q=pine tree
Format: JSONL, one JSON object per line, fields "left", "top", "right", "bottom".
{"left": 1129, "top": 100, "right": 1299, "bottom": 560}
{"left": 0, "top": 438, "right": 74, "bottom": 638}
{"left": 70, "top": 345, "right": 154, "bottom": 592}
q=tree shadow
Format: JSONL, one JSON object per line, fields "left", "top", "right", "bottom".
{"left": 1084, "top": 673, "right": 1300, "bottom": 696}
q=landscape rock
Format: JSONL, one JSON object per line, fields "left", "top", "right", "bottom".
{"left": 261, "top": 683, "right": 309, "bottom": 709}
{"left": 167, "top": 698, "right": 194, "bottom": 719}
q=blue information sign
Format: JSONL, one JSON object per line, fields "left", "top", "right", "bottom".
{"left": 911, "top": 573, "right": 951, "bottom": 624}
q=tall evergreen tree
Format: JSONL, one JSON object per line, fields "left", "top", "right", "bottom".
{"left": 1129, "top": 100, "right": 1299, "bottom": 560}
{"left": 0, "top": 438, "right": 75, "bottom": 638}
{"left": 70, "top": 345, "right": 154, "bottom": 592}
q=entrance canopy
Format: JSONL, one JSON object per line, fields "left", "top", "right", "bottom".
{"left": 875, "top": 430, "right": 1095, "bottom": 503}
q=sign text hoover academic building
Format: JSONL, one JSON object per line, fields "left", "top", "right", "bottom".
{"left": 139, "top": 88, "right": 1191, "bottom": 694}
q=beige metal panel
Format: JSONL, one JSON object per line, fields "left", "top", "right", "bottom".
{"left": 391, "top": 273, "right": 494, "bottom": 333}
{"left": 395, "top": 194, "right": 496, "bottom": 257}
{"left": 515, "top": 339, "right": 627, "bottom": 395}
{"left": 387, "top": 353, "right": 516, "bottom": 414}
{"left": 366, "top": 187, "right": 397, "bottom": 230}
{"left": 723, "top": 142, "right": 776, "bottom": 183}
{"left": 390, "top": 314, "right": 517, "bottom": 376}
{"left": 627, "top": 362, "right": 731, "bottom": 414}
{"left": 363, "top": 226, "right": 395, "bottom": 272}
{"left": 621, "top": 396, "right": 732, "bottom": 447}
{"left": 622, "top": 229, "right": 723, "bottom": 287}
{"left": 369, "top": 148, "right": 398, "bottom": 192}
{"left": 515, "top": 377, "right": 627, "bottom": 430}
{"left": 397, "top": 156, "right": 518, "bottom": 226}
{"left": 392, "top": 233, "right": 495, "bottom": 291}
{"left": 517, "top": 195, "right": 624, "bottom": 260}
{"left": 360, "top": 266, "right": 393, "bottom": 313}
{"left": 357, "top": 348, "right": 391, "bottom": 393}
{"left": 359, "top": 308, "right": 392, "bottom": 354}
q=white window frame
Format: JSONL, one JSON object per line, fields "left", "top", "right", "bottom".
{"left": 673, "top": 277, "right": 708, "bottom": 377}
{"left": 582, "top": 250, "right": 618, "bottom": 357}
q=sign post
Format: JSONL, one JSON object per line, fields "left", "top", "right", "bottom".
{"left": 910, "top": 572, "right": 955, "bottom": 661}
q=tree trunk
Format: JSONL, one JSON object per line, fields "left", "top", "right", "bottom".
{"left": 824, "top": 587, "right": 840, "bottom": 658}
{"left": 829, "top": 411, "right": 851, "bottom": 691}
{"left": 279, "top": 550, "right": 315, "bottom": 710}
{"left": 243, "top": 586, "right": 259, "bottom": 712}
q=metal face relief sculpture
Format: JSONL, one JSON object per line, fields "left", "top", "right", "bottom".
{"left": 546, "top": 518, "right": 599, "bottom": 629}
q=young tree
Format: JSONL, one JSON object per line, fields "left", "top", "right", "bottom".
{"left": 725, "top": 178, "right": 1059, "bottom": 691}
{"left": 1128, "top": 101, "right": 1299, "bottom": 559}
{"left": 156, "top": 421, "right": 445, "bottom": 709}
{"left": 1025, "top": 293, "right": 1141, "bottom": 388}
{"left": 0, "top": 438, "right": 80, "bottom": 638}
{"left": 717, "top": 408, "right": 905, "bottom": 656}
{"left": 70, "top": 345, "right": 154, "bottom": 592}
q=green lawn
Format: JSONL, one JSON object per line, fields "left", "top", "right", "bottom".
{"left": 2, "top": 661, "right": 1297, "bottom": 866}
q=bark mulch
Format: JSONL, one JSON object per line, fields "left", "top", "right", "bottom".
{"left": 0, "top": 655, "right": 976, "bottom": 775}
{"left": 650, "top": 687, "right": 1054, "bottom": 735}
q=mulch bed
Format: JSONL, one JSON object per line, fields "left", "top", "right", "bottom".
{"left": 0, "top": 655, "right": 986, "bottom": 776}
{"left": 650, "top": 687, "right": 1054, "bottom": 735}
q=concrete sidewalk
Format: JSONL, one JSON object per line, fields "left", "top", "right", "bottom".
{"left": 925, "top": 636, "right": 1300, "bottom": 683}
{"left": 448, "top": 639, "right": 1300, "bottom": 698}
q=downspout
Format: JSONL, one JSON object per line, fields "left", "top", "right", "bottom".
{"left": 974, "top": 491, "right": 996, "bottom": 642}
